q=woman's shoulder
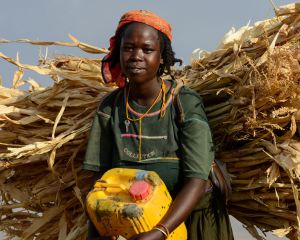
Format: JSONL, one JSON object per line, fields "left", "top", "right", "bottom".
{"left": 97, "top": 88, "right": 123, "bottom": 115}
{"left": 176, "top": 84, "right": 204, "bottom": 108}
{"left": 173, "top": 82, "right": 207, "bottom": 121}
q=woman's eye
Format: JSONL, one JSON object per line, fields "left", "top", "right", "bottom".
{"left": 123, "top": 46, "right": 133, "bottom": 51}
{"left": 144, "top": 48, "right": 153, "bottom": 53}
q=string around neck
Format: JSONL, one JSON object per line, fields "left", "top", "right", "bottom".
{"left": 125, "top": 78, "right": 167, "bottom": 121}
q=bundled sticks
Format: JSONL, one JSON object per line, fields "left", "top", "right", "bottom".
{"left": 177, "top": 3, "right": 300, "bottom": 239}
{"left": 0, "top": 53, "right": 114, "bottom": 240}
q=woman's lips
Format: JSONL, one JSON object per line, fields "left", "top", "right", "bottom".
{"left": 127, "top": 67, "right": 145, "bottom": 74}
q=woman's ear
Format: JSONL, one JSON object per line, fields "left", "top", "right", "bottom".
{"left": 160, "top": 58, "right": 164, "bottom": 64}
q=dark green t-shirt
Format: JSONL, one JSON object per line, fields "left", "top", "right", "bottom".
{"left": 83, "top": 81, "right": 214, "bottom": 193}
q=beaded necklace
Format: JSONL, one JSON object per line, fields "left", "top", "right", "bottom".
{"left": 125, "top": 79, "right": 167, "bottom": 160}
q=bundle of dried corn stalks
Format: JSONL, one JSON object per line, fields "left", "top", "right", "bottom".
{"left": 179, "top": 3, "right": 300, "bottom": 239}
{"left": 0, "top": 3, "right": 299, "bottom": 240}
{"left": 0, "top": 37, "right": 114, "bottom": 240}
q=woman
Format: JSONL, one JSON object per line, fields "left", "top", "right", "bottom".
{"left": 83, "top": 10, "right": 233, "bottom": 240}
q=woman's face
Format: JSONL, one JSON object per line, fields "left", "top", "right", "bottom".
{"left": 120, "top": 22, "right": 162, "bottom": 84}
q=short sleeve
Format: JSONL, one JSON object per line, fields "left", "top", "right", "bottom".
{"left": 82, "top": 92, "right": 117, "bottom": 172}
{"left": 178, "top": 87, "right": 214, "bottom": 180}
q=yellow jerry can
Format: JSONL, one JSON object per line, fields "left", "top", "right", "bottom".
{"left": 86, "top": 168, "right": 187, "bottom": 239}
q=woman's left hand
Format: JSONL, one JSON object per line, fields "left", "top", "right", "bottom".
{"left": 128, "top": 229, "right": 164, "bottom": 240}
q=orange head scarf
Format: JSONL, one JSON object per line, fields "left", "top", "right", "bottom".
{"left": 101, "top": 10, "right": 172, "bottom": 87}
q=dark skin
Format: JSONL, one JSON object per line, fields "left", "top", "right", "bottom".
{"left": 89, "top": 22, "right": 210, "bottom": 240}
{"left": 119, "top": 22, "right": 171, "bottom": 106}
{"left": 118, "top": 23, "right": 209, "bottom": 240}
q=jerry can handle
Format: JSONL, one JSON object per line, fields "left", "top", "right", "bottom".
{"left": 94, "top": 180, "right": 127, "bottom": 191}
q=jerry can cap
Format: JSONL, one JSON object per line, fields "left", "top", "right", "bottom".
{"left": 129, "top": 180, "right": 152, "bottom": 201}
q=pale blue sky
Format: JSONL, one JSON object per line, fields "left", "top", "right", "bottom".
{"left": 0, "top": 1, "right": 294, "bottom": 239}
{"left": 0, "top": 0, "right": 295, "bottom": 88}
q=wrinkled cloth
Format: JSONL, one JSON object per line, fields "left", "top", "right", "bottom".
{"left": 102, "top": 10, "right": 172, "bottom": 87}
{"left": 186, "top": 188, "right": 234, "bottom": 240}
{"left": 83, "top": 81, "right": 215, "bottom": 186}
{"left": 84, "top": 81, "right": 234, "bottom": 240}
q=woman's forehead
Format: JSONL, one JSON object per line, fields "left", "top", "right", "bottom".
{"left": 122, "top": 22, "right": 160, "bottom": 42}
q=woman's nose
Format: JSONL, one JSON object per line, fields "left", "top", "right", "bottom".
{"left": 130, "top": 49, "right": 143, "bottom": 61}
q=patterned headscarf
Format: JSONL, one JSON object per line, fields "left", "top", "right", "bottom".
{"left": 101, "top": 10, "right": 172, "bottom": 87}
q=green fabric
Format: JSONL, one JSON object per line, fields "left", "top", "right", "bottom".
{"left": 83, "top": 90, "right": 118, "bottom": 171}
{"left": 83, "top": 80, "right": 233, "bottom": 239}
{"left": 83, "top": 80, "right": 214, "bottom": 181}
{"left": 187, "top": 189, "right": 234, "bottom": 240}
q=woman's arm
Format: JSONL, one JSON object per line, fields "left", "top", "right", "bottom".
{"left": 158, "top": 177, "right": 209, "bottom": 232}
{"left": 129, "top": 177, "right": 209, "bottom": 240}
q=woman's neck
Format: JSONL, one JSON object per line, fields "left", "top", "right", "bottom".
{"left": 129, "top": 78, "right": 162, "bottom": 107}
